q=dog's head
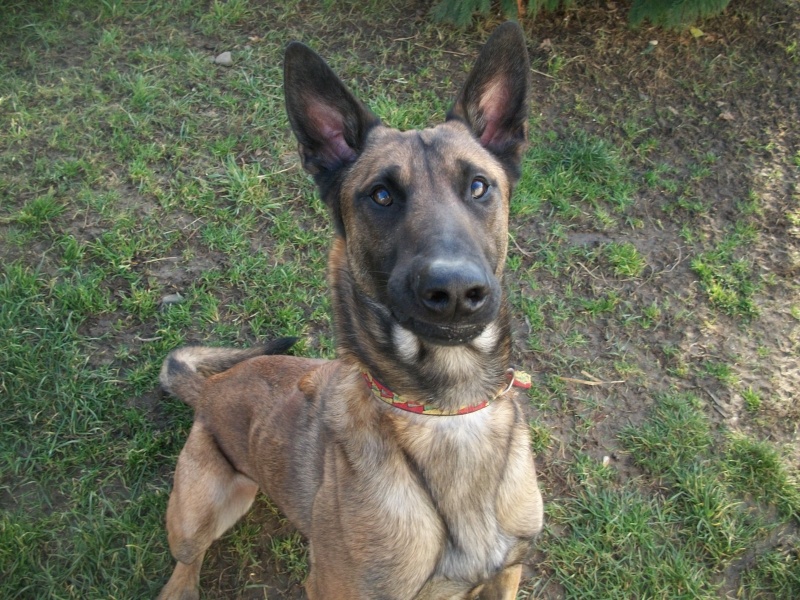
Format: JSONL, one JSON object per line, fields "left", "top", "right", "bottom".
{"left": 284, "top": 23, "right": 529, "bottom": 348}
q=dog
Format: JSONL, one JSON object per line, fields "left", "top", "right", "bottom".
{"left": 157, "top": 21, "right": 543, "bottom": 600}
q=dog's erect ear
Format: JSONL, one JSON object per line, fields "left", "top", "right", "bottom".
{"left": 447, "top": 22, "right": 530, "bottom": 172}
{"left": 284, "top": 42, "right": 380, "bottom": 177}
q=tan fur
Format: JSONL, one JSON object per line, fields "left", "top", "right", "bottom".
{"left": 158, "top": 22, "right": 543, "bottom": 600}
{"left": 159, "top": 354, "right": 541, "bottom": 600}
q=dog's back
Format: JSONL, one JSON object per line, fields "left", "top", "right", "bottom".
{"left": 159, "top": 337, "right": 297, "bottom": 405}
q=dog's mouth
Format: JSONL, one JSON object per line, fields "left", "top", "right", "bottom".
{"left": 392, "top": 313, "right": 487, "bottom": 346}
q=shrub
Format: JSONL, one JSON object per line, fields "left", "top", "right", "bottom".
{"left": 629, "top": 0, "right": 731, "bottom": 29}
{"left": 431, "top": 0, "right": 732, "bottom": 30}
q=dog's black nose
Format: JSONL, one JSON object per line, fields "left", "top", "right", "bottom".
{"left": 416, "top": 259, "right": 491, "bottom": 319}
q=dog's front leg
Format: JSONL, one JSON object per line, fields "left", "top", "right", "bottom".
{"left": 157, "top": 553, "right": 206, "bottom": 600}
{"left": 476, "top": 564, "right": 522, "bottom": 600}
{"left": 158, "top": 422, "right": 259, "bottom": 600}
{"left": 304, "top": 542, "right": 367, "bottom": 600}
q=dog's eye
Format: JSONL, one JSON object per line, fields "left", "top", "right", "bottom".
{"left": 470, "top": 177, "right": 489, "bottom": 199}
{"left": 370, "top": 186, "right": 392, "bottom": 207}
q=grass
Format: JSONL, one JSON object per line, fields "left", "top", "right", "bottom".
{"left": 544, "top": 394, "right": 799, "bottom": 599}
{"left": 513, "top": 129, "right": 635, "bottom": 220}
{"left": 270, "top": 532, "right": 309, "bottom": 584}
{"left": 601, "top": 242, "right": 647, "bottom": 278}
{"left": 740, "top": 545, "right": 800, "bottom": 599}
{"left": 545, "top": 484, "right": 720, "bottom": 599}
{"left": 690, "top": 223, "right": 762, "bottom": 320}
{"left": 0, "top": 263, "right": 176, "bottom": 597}
{"left": 2, "top": 0, "right": 799, "bottom": 598}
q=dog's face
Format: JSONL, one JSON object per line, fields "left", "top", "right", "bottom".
{"left": 338, "top": 122, "right": 510, "bottom": 346}
{"left": 284, "top": 24, "right": 529, "bottom": 346}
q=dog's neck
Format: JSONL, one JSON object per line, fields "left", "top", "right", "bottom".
{"left": 328, "top": 238, "right": 512, "bottom": 413}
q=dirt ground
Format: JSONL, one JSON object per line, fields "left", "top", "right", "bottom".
{"left": 515, "top": 0, "right": 800, "bottom": 464}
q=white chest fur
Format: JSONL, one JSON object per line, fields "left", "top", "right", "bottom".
{"left": 399, "top": 405, "right": 526, "bottom": 582}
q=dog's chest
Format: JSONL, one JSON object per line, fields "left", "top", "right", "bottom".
{"left": 402, "top": 410, "right": 519, "bottom": 582}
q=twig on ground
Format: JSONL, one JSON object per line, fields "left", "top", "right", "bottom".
{"left": 558, "top": 374, "right": 626, "bottom": 386}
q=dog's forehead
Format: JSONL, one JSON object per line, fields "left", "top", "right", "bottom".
{"left": 354, "top": 122, "right": 507, "bottom": 184}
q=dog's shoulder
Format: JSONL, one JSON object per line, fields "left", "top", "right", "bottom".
{"left": 296, "top": 358, "right": 343, "bottom": 397}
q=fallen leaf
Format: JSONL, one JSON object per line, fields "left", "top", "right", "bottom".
{"left": 690, "top": 27, "right": 704, "bottom": 39}
{"left": 719, "top": 111, "right": 735, "bottom": 121}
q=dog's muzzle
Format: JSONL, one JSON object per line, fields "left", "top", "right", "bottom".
{"left": 389, "top": 256, "right": 501, "bottom": 345}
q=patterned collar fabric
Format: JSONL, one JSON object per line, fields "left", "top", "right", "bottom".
{"left": 361, "top": 369, "right": 531, "bottom": 416}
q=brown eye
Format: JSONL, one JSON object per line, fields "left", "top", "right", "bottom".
{"left": 470, "top": 177, "right": 489, "bottom": 199}
{"left": 371, "top": 186, "right": 392, "bottom": 206}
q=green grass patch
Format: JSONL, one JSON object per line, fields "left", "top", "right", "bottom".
{"left": 601, "top": 242, "right": 647, "bottom": 278}
{"left": 0, "top": 262, "right": 181, "bottom": 598}
{"left": 701, "top": 360, "right": 739, "bottom": 386}
{"left": 580, "top": 290, "right": 621, "bottom": 316}
{"left": 724, "top": 434, "right": 800, "bottom": 522}
{"left": 619, "top": 393, "right": 713, "bottom": 475}
{"left": 545, "top": 394, "right": 799, "bottom": 598}
{"left": 740, "top": 543, "right": 800, "bottom": 600}
{"left": 529, "top": 418, "right": 553, "bottom": 455}
{"left": 545, "top": 484, "right": 719, "bottom": 599}
{"left": 691, "top": 253, "right": 760, "bottom": 319}
{"left": 691, "top": 223, "right": 761, "bottom": 320}
{"left": 513, "top": 130, "right": 635, "bottom": 218}
{"left": 13, "top": 190, "right": 67, "bottom": 229}
{"left": 270, "top": 531, "right": 309, "bottom": 584}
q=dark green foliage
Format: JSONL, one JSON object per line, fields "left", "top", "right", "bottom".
{"left": 630, "top": 0, "right": 731, "bottom": 29}
{"left": 431, "top": 0, "right": 730, "bottom": 30}
{"left": 431, "top": 0, "right": 492, "bottom": 27}
{"left": 432, "top": 0, "right": 573, "bottom": 28}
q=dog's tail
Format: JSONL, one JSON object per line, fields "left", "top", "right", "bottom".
{"left": 159, "top": 337, "right": 298, "bottom": 406}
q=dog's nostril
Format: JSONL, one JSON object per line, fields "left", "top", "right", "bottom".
{"left": 465, "top": 286, "right": 487, "bottom": 304}
{"left": 426, "top": 290, "right": 450, "bottom": 305}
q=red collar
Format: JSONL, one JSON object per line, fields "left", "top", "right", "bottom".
{"left": 361, "top": 369, "right": 531, "bottom": 416}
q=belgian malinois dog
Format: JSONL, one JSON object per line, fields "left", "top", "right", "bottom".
{"left": 157, "top": 22, "right": 543, "bottom": 600}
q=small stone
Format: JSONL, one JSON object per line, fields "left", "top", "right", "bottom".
{"left": 214, "top": 51, "right": 233, "bottom": 67}
{"left": 160, "top": 293, "right": 184, "bottom": 307}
